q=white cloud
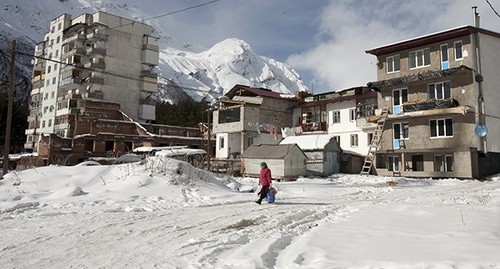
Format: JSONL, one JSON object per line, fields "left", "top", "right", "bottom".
{"left": 287, "top": 0, "right": 500, "bottom": 92}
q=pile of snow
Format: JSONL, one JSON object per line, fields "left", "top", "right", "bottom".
{"left": 1, "top": 157, "right": 499, "bottom": 268}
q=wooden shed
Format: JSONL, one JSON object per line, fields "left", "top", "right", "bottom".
{"left": 241, "top": 144, "right": 307, "bottom": 181}
{"left": 280, "top": 134, "right": 341, "bottom": 177}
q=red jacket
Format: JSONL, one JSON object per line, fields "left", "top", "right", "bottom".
{"left": 259, "top": 167, "right": 272, "bottom": 186}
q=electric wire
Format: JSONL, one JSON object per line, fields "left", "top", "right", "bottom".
{"left": 107, "top": 0, "right": 221, "bottom": 30}
{"left": 485, "top": 0, "right": 500, "bottom": 19}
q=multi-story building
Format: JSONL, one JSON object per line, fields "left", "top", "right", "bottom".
{"left": 212, "top": 84, "right": 297, "bottom": 160}
{"left": 365, "top": 25, "right": 500, "bottom": 178}
{"left": 25, "top": 12, "right": 159, "bottom": 152}
{"left": 293, "top": 86, "right": 377, "bottom": 156}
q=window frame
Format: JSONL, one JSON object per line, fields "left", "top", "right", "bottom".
{"left": 393, "top": 122, "right": 409, "bottom": 140}
{"left": 386, "top": 54, "right": 401, "bottom": 73}
{"left": 331, "top": 110, "right": 341, "bottom": 124}
{"left": 434, "top": 154, "right": 454, "bottom": 172}
{"left": 430, "top": 118, "right": 453, "bottom": 138}
{"left": 350, "top": 134, "right": 359, "bottom": 147}
{"left": 428, "top": 81, "right": 451, "bottom": 100}
{"left": 409, "top": 48, "right": 431, "bottom": 69}
{"left": 454, "top": 41, "right": 463, "bottom": 60}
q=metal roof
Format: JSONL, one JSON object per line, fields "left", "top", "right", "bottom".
{"left": 241, "top": 144, "right": 305, "bottom": 159}
{"left": 225, "top": 84, "right": 296, "bottom": 100}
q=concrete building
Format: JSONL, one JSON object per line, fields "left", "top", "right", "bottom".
{"left": 292, "top": 86, "right": 377, "bottom": 156}
{"left": 25, "top": 12, "right": 159, "bottom": 152}
{"left": 365, "top": 25, "right": 500, "bottom": 178}
{"left": 212, "top": 84, "right": 298, "bottom": 160}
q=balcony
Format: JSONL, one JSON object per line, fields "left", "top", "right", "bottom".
{"left": 86, "top": 47, "right": 106, "bottom": 56}
{"left": 63, "top": 47, "right": 85, "bottom": 58}
{"left": 86, "top": 32, "right": 108, "bottom": 41}
{"left": 84, "top": 62, "right": 105, "bottom": 70}
{"left": 141, "top": 76, "right": 157, "bottom": 93}
{"left": 388, "top": 99, "right": 474, "bottom": 120}
{"left": 141, "top": 70, "right": 157, "bottom": 79}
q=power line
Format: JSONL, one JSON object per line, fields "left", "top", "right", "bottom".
{"left": 16, "top": 50, "right": 216, "bottom": 96}
{"left": 485, "top": 0, "right": 500, "bottom": 19}
{"left": 109, "top": 0, "right": 222, "bottom": 30}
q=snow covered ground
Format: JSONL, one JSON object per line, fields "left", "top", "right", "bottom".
{"left": 1, "top": 156, "right": 499, "bottom": 268}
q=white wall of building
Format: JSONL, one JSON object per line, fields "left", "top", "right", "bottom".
{"left": 326, "top": 100, "right": 371, "bottom": 156}
{"left": 478, "top": 33, "right": 500, "bottom": 152}
{"left": 215, "top": 133, "right": 241, "bottom": 159}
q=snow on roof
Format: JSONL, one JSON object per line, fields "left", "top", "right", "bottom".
{"left": 155, "top": 148, "right": 207, "bottom": 157}
{"left": 280, "top": 134, "right": 337, "bottom": 150}
{"left": 133, "top": 146, "right": 188, "bottom": 153}
{"left": 241, "top": 144, "right": 304, "bottom": 159}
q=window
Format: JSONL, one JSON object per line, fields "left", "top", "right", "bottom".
{"left": 440, "top": 44, "right": 449, "bottom": 70}
{"left": 393, "top": 122, "right": 409, "bottom": 140}
{"left": 386, "top": 55, "right": 400, "bottom": 73}
{"left": 349, "top": 108, "right": 356, "bottom": 121}
{"left": 42, "top": 120, "right": 46, "bottom": 128}
{"left": 367, "top": 133, "right": 374, "bottom": 145}
{"left": 56, "top": 36, "right": 60, "bottom": 44}
{"left": 350, "top": 134, "right": 358, "bottom": 147}
{"left": 52, "top": 77, "right": 56, "bottom": 85}
{"left": 412, "top": 155, "right": 424, "bottom": 171}
{"left": 47, "top": 65, "right": 51, "bottom": 73}
{"left": 434, "top": 154, "right": 454, "bottom": 172}
{"left": 333, "top": 136, "right": 340, "bottom": 145}
{"left": 58, "top": 22, "right": 62, "bottom": 30}
{"left": 388, "top": 155, "right": 400, "bottom": 172}
{"left": 218, "top": 108, "right": 240, "bottom": 123}
{"left": 331, "top": 111, "right": 341, "bottom": 124}
{"left": 105, "top": 141, "right": 114, "bottom": 152}
{"left": 409, "top": 48, "right": 430, "bottom": 69}
{"left": 454, "top": 41, "right": 463, "bottom": 60}
{"left": 430, "top": 118, "right": 453, "bottom": 137}
{"left": 48, "top": 119, "right": 52, "bottom": 127}
{"left": 428, "top": 82, "right": 451, "bottom": 100}
{"left": 219, "top": 136, "right": 225, "bottom": 150}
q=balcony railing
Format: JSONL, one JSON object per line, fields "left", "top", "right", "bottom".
{"left": 402, "top": 98, "right": 459, "bottom": 113}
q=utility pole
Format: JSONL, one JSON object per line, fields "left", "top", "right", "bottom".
{"left": 2, "top": 40, "right": 16, "bottom": 179}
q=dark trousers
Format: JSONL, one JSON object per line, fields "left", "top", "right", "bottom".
{"left": 258, "top": 185, "right": 270, "bottom": 202}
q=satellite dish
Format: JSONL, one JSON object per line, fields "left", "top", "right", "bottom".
{"left": 475, "top": 123, "right": 488, "bottom": 137}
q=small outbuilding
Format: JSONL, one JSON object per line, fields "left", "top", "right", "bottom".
{"left": 280, "top": 134, "right": 341, "bottom": 177}
{"left": 241, "top": 144, "right": 307, "bottom": 181}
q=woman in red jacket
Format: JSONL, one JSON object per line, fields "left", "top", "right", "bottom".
{"left": 256, "top": 162, "right": 272, "bottom": 204}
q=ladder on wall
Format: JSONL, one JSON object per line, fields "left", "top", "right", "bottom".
{"left": 360, "top": 108, "right": 389, "bottom": 176}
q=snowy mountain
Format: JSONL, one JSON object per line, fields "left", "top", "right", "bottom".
{"left": 0, "top": 0, "right": 308, "bottom": 103}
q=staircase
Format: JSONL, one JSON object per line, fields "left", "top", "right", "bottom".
{"left": 360, "top": 108, "right": 389, "bottom": 176}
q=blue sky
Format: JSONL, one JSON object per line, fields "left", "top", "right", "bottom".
{"left": 137, "top": 0, "right": 500, "bottom": 93}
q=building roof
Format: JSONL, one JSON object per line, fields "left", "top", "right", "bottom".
{"left": 365, "top": 25, "right": 500, "bottom": 56}
{"left": 299, "top": 90, "right": 377, "bottom": 108}
{"left": 241, "top": 144, "right": 305, "bottom": 159}
{"left": 225, "top": 84, "right": 296, "bottom": 100}
{"left": 280, "top": 134, "right": 340, "bottom": 151}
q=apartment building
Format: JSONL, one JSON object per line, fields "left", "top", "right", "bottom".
{"left": 295, "top": 87, "right": 377, "bottom": 155}
{"left": 25, "top": 12, "right": 159, "bottom": 152}
{"left": 212, "top": 84, "right": 297, "bottom": 159}
{"left": 365, "top": 25, "right": 500, "bottom": 178}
